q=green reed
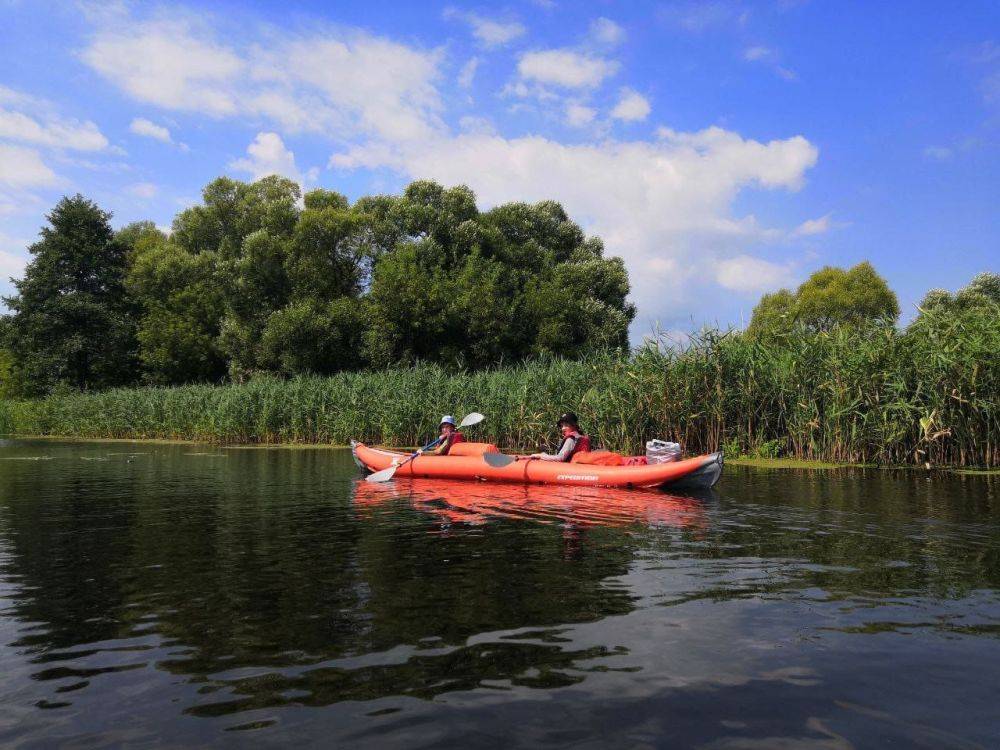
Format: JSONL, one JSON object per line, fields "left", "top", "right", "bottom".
{"left": 1, "top": 306, "right": 996, "bottom": 467}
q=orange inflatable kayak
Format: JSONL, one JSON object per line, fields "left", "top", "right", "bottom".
{"left": 351, "top": 441, "right": 723, "bottom": 490}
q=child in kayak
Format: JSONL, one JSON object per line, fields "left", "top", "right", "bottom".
{"left": 425, "top": 415, "right": 466, "bottom": 456}
{"left": 530, "top": 412, "right": 591, "bottom": 461}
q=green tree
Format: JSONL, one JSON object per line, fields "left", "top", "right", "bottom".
{"left": 259, "top": 297, "right": 367, "bottom": 375}
{"left": 256, "top": 201, "right": 372, "bottom": 375}
{"left": 217, "top": 229, "right": 292, "bottom": 376}
{"left": 171, "top": 176, "right": 300, "bottom": 258}
{"left": 796, "top": 262, "right": 899, "bottom": 329}
{"left": 748, "top": 261, "right": 899, "bottom": 335}
{"left": 176, "top": 177, "right": 373, "bottom": 378}
{"left": 916, "top": 272, "right": 1000, "bottom": 315}
{"left": 3, "top": 195, "right": 138, "bottom": 395}
{"left": 127, "top": 238, "right": 225, "bottom": 384}
{"left": 0, "top": 317, "right": 20, "bottom": 399}
{"left": 116, "top": 220, "right": 166, "bottom": 256}
{"left": 173, "top": 176, "right": 301, "bottom": 377}
{"left": 365, "top": 187, "right": 635, "bottom": 367}
{"left": 746, "top": 289, "right": 797, "bottom": 337}
{"left": 285, "top": 205, "right": 366, "bottom": 301}
{"left": 303, "top": 188, "right": 350, "bottom": 211}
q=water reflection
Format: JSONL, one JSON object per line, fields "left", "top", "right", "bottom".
{"left": 353, "top": 478, "right": 711, "bottom": 531}
{"left": 0, "top": 441, "right": 998, "bottom": 747}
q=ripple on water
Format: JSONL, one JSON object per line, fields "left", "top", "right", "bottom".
{"left": 0, "top": 440, "right": 998, "bottom": 748}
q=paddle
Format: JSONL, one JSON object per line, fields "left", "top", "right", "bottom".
{"left": 366, "top": 412, "right": 485, "bottom": 482}
{"left": 483, "top": 451, "right": 521, "bottom": 468}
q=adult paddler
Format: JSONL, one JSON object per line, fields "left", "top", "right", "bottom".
{"left": 529, "top": 412, "right": 591, "bottom": 462}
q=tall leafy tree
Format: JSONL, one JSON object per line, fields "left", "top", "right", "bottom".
{"left": 365, "top": 190, "right": 635, "bottom": 367}
{"left": 259, "top": 297, "right": 367, "bottom": 375}
{"left": 178, "top": 176, "right": 302, "bottom": 377}
{"left": 748, "top": 261, "right": 898, "bottom": 335}
{"left": 916, "top": 272, "right": 1000, "bottom": 315}
{"left": 126, "top": 235, "right": 225, "bottom": 385}
{"left": 3, "top": 195, "right": 138, "bottom": 395}
{"left": 0, "top": 317, "right": 18, "bottom": 399}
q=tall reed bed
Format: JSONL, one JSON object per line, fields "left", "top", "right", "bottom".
{"left": 1, "top": 307, "right": 996, "bottom": 466}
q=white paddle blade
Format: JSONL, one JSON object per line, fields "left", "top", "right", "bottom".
{"left": 483, "top": 452, "right": 517, "bottom": 468}
{"left": 365, "top": 466, "right": 398, "bottom": 483}
{"left": 460, "top": 412, "right": 485, "bottom": 427}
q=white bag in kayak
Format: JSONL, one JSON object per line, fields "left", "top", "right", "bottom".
{"left": 646, "top": 439, "right": 681, "bottom": 464}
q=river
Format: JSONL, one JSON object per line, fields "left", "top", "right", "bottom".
{"left": 1, "top": 439, "right": 998, "bottom": 748}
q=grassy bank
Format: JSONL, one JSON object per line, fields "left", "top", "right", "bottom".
{"left": 1, "top": 313, "right": 996, "bottom": 467}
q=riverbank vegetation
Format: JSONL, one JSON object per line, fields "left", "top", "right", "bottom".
{"left": 2, "top": 294, "right": 997, "bottom": 466}
{"left": 1, "top": 179, "right": 997, "bottom": 467}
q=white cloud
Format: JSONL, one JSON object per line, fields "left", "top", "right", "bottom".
{"left": 793, "top": 213, "right": 832, "bottom": 236}
{"left": 0, "top": 86, "right": 43, "bottom": 109}
{"left": 331, "top": 126, "right": 818, "bottom": 326}
{"left": 590, "top": 18, "right": 625, "bottom": 46}
{"left": 655, "top": 127, "right": 815, "bottom": 189}
{"left": 744, "top": 46, "right": 772, "bottom": 62}
{"left": 0, "top": 248, "right": 27, "bottom": 281}
{"left": 458, "top": 115, "right": 496, "bottom": 135}
{"left": 129, "top": 117, "right": 190, "bottom": 151}
{"left": 129, "top": 117, "right": 172, "bottom": 143}
{"left": 611, "top": 88, "right": 651, "bottom": 122}
{"left": 661, "top": 2, "right": 749, "bottom": 32}
{"left": 83, "top": 18, "right": 445, "bottom": 146}
{"left": 0, "top": 109, "right": 108, "bottom": 151}
{"left": 565, "top": 103, "right": 596, "bottom": 127}
{"left": 518, "top": 49, "right": 618, "bottom": 89}
{"left": 247, "top": 35, "right": 444, "bottom": 144}
{"left": 0, "top": 86, "right": 108, "bottom": 151}
{"left": 230, "top": 132, "right": 305, "bottom": 184}
{"left": 743, "top": 46, "right": 797, "bottom": 81}
{"left": 0, "top": 188, "right": 43, "bottom": 218}
{"left": 981, "top": 70, "right": 1000, "bottom": 107}
{"left": 923, "top": 145, "right": 953, "bottom": 161}
{"left": 0, "top": 144, "right": 59, "bottom": 187}
{"left": 458, "top": 57, "right": 480, "bottom": 89}
{"left": 445, "top": 10, "right": 525, "bottom": 48}
{"left": 83, "top": 19, "right": 243, "bottom": 115}
{"left": 127, "top": 181, "right": 159, "bottom": 198}
{"left": 715, "top": 255, "right": 795, "bottom": 293}
{"left": 0, "top": 231, "right": 29, "bottom": 281}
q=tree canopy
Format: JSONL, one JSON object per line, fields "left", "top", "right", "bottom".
{"left": 1, "top": 178, "right": 636, "bottom": 394}
{"left": 916, "top": 272, "right": 1000, "bottom": 316}
{"left": 2, "top": 196, "right": 137, "bottom": 396}
{"left": 748, "top": 261, "right": 899, "bottom": 336}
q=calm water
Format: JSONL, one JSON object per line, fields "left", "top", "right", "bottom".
{"left": 1, "top": 439, "right": 998, "bottom": 748}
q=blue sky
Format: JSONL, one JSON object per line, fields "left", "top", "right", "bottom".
{"left": 0, "top": 0, "right": 997, "bottom": 339}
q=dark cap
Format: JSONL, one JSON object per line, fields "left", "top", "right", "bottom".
{"left": 557, "top": 412, "right": 579, "bottom": 428}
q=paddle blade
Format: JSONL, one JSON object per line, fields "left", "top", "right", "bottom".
{"left": 483, "top": 452, "right": 517, "bottom": 468}
{"left": 460, "top": 412, "right": 485, "bottom": 428}
{"left": 365, "top": 465, "right": 398, "bottom": 483}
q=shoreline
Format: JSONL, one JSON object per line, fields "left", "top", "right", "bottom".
{"left": 3, "top": 434, "right": 997, "bottom": 474}
{"left": 727, "top": 456, "right": 999, "bottom": 475}
{"left": 0, "top": 434, "right": 350, "bottom": 449}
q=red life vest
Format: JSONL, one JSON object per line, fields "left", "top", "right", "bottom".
{"left": 560, "top": 431, "right": 590, "bottom": 460}
{"left": 440, "top": 431, "right": 465, "bottom": 455}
